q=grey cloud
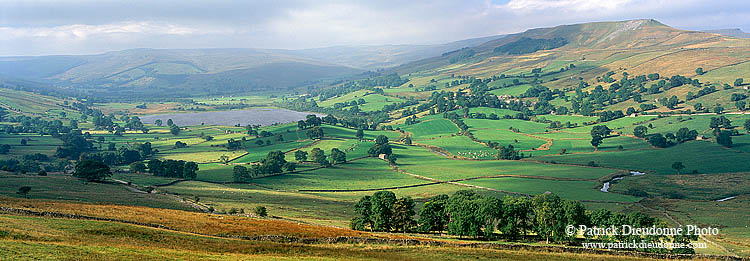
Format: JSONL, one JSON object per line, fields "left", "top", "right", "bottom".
{"left": 0, "top": 0, "right": 748, "bottom": 55}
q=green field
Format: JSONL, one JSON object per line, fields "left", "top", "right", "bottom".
{"left": 402, "top": 119, "right": 459, "bottom": 140}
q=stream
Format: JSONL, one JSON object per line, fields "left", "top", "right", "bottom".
{"left": 601, "top": 171, "right": 645, "bottom": 193}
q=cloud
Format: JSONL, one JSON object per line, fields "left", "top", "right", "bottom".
{"left": 0, "top": 0, "right": 748, "bottom": 55}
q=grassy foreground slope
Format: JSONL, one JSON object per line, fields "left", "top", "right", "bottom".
{"left": 0, "top": 197, "right": 658, "bottom": 260}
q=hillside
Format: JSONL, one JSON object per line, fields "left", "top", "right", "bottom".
{"left": 394, "top": 19, "right": 749, "bottom": 86}
{"left": 0, "top": 35, "right": 507, "bottom": 100}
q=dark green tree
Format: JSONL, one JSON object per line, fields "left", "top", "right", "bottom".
{"left": 531, "top": 193, "right": 565, "bottom": 243}
{"left": 716, "top": 130, "right": 733, "bottom": 147}
{"left": 417, "top": 194, "right": 449, "bottom": 233}
{"left": 330, "top": 148, "right": 346, "bottom": 165}
{"left": 294, "top": 150, "right": 308, "bottom": 162}
{"left": 351, "top": 196, "right": 373, "bottom": 231}
{"left": 17, "top": 186, "right": 31, "bottom": 198}
{"left": 633, "top": 126, "right": 648, "bottom": 138}
{"left": 392, "top": 197, "right": 416, "bottom": 232}
{"left": 375, "top": 135, "right": 389, "bottom": 145}
{"left": 73, "top": 160, "right": 111, "bottom": 182}
{"left": 233, "top": 165, "right": 251, "bottom": 182}
{"left": 672, "top": 162, "right": 685, "bottom": 174}
{"left": 371, "top": 191, "right": 397, "bottom": 231}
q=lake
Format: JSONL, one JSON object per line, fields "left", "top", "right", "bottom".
{"left": 140, "top": 108, "right": 324, "bottom": 126}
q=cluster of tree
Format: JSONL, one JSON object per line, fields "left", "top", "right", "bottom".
{"left": 297, "top": 115, "right": 322, "bottom": 130}
{"left": 145, "top": 159, "right": 198, "bottom": 179}
{"left": 493, "top": 37, "right": 568, "bottom": 55}
{"left": 73, "top": 160, "right": 111, "bottom": 182}
{"left": 350, "top": 191, "right": 416, "bottom": 233}
{"left": 351, "top": 191, "right": 696, "bottom": 253}
{"left": 710, "top": 116, "right": 734, "bottom": 147}
{"left": 442, "top": 47, "right": 476, "bottom": 64}
{"left": 81, "top": 143, "right": 154, "bottom": 166}
{"left": 0, "top": 116, "right": 74, "bottom": 135}
{"left": 644, "top": 128, "right": 699, "bottom": 148}
{"left": 232, "top": 151, "right": 297, "bottom": 182}
{"left": 0, "top": 158, "right": 68, "bottom": 173}
{"left": 367, "top": 135, "right": 395, "bottom": 160}
{"left": 55, "top": 131, "right": 94, "bottom": 159}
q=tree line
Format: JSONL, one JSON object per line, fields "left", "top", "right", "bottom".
{"left": 351, "top": 190, "right": 697, "bottom": 254}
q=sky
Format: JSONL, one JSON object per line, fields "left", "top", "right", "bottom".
{"left": 1, "top": 0, "right": 748, "bottom": 56}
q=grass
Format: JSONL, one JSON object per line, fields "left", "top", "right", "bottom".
{"left": 418, "top": 136, "right": 496, "bottom": 159}
{"left": 252, "top": 158, "right": 427, "bottom": 191}
{"left": 0, "top": 214, "right": 653, "bottom": 260}
{"left": 402, "top": 119, "right": 460, "bottom": 140}
{"left": 394, "top": 145, "right": 618, "bottom": 181}
{"left": 471, "top": 129, "right": 547, "bottom": 151}
{"left": 541, "top": 141, "right": 750, "bottom": 175}
{"left": 460, "top": 177, "right": 640, "bottom": 202}
{"left": 610, "top": 172, "right": 749, "bottom": 201}
{"left": 465, "top": 119, "right": 550, "bottom": 133}
{"left": 0, "top": 173, "right": 191, "bottom": 210}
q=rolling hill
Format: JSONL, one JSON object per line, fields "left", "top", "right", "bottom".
{"left": 0, "top": 35, "right": 506, "bottom": 100}
{"left": 392, "top": 19, "right": 750, "bottom": 89}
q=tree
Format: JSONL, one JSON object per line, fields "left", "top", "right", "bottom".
{"left": 233, "top": 165, "right": 251, "bottom": 182}
{"left": 392, "top": 197, "right": 416, "bottom": 232}
{"left": 404, "top": 136, "right": 412, "bottom": 145}
{"left": 73, "top": 160, "right": 111, "bottom": 182}
{"left": 330, "top": 148, "right": 346, "bottom": 165}
{"left": 283, "top": 162, "right": 296, "bottom": 172}
{"left": 129, "top": 162, "right": 147, "bottom": 173}
{"left": 633, "top": 126, "right": 648, "bottom": 138}
{"left": 169, "top": 124, "right": 180, "bottom": 135}
{"left": 387, "top": 153, "right": 397, "bottom": 165}
{"left": 260, "top": 151, "right": 287, "bottom": 174}
{"left": 417, "top": 194, "right": 449, "bottom": 232}
{"left": 355, "top": 129, "right": 364, "bottom": 140}
{"left": 446, "top": 190, "right": 488, "bottom": 238}
{"left": 499, "top": 196, "right": 532, "bottom": 238}
{"left": 368, "top": 143, "right": 392, "bottom": 156}
{"left": 294, "top": 150, "right": 308, "bottom": 162}
{"left": 166, "top": 119, "right": 174, "bottom": 126}
{"left": 562, "top": 200, "right": 587, "bottom": 242}
{"left": 744, "top": 119, "right": 750, "bottom": 133}
{"left": 17, "top": 186, "right": 31, "bottom": 198}
{"left": 183, "top": 162, "right": 198, "bottom": 180}
{"left": 734, "top": 78, "right": 744, "bottom": 87}
{"left": 672, "top": 162, "right": 685, "bottom": 174}
{"left": 647, "top": 133, "right": 670, "bottom": 148}
{"left": 375, "top": 135, "right": 389, "bottom": 145}
{"left": 709, "top": 116, "right": 732, "bottom": 132}
{"left": 351, "top": 196, "right": 373, "bottom": 231}
{"left": 310, "top": 148, "right": 328, "bottom": 166}
{"left": 0, "top": 144, "right": 9, "bottom": 155}
{"left": 305, "top": 126, "right": 324, "bottom": 139}
{"left": 736, "top": 100, "right": 746, "bottom": 111}
{"left": 20, "top": 139, "right": 27, "bottom": 146}
{"left": 154, "top": 119, "right": 163, "bottom": 126}
{"left": 695, "top": 67, "right": 704, "bottom": 75}
{"left": 716, "top": 130, "right": 733, "bottom": 147}
{"left": 590, "top": 125, "right": 611, "bottom": 149}
{"left": 371, "top": 191, "right": 397, "bottom": 231}
{"left": 675, "top": 128, "right": 698, "bottom": 143}
{"left": 255, "top": 206, "right": 268, "bottom": 217}
{"left": 219, "top": 155, "right": 230, "bottom": 165}
{"left": 531, "top": 193, "right": 565, "bottom": 243}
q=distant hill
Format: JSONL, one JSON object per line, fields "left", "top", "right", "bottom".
{"left": 0, "top": 49, "right": 363, "bottom": 99}
{"left": 702, "top": 28, "right": 750, "bottom": 38}
{"left": 289, "top": 34, "right": 506, "bottom": 69}
{"left": 0, "top": 35, "right": 505, "bottom": 99}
